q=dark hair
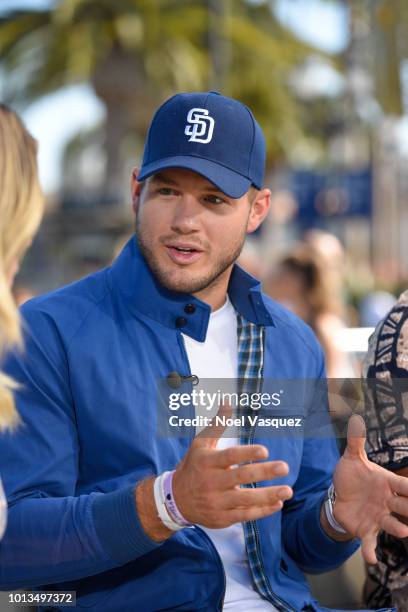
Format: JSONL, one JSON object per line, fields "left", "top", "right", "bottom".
{"left": 278, "top": 245, "right": 339, "bottom": 323}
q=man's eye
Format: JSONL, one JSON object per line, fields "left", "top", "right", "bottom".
{"left": 205, "top": 194, "right": 225, "bottom": 205}
{"left": 158, "top": 187, "right": 176, "bottom": 196}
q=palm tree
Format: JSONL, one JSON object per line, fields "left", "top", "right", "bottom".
{"left": 328, "top": 0, "right": 408, "bottom": 117}
{"left": 367, "top": 0, "right": 408, "bottom": 116}
{"left": 0, "top": 0, "right": 325, "bottom": 199}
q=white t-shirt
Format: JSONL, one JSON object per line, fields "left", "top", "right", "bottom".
{"left": 182, "top": 296, "right": 276, "bottom": 610}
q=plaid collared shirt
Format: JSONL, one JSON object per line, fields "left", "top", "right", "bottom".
{"left": 237, "top": 314, "right": 294, "bottom": 612}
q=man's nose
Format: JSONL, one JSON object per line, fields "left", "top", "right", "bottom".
{"left": 170, "top": 195, "right": 201, "bottom": 234}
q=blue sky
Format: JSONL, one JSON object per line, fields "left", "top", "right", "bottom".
{"left": 0, "top": 0, "right": 348, "bottom": 193}
{"left": 0, "top": 0, "right": 52, "bottom": 9}
{"left": 275, "top": 0, "right": 348, "bottom": 53}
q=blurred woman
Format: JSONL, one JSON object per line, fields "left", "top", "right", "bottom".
{"left": 265, "top": 244, "right": 353, "bottom": 379}
{"left": 0, "top": 104, "right": 44, "bottom": 536}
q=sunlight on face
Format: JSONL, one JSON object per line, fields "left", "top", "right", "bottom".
{"left": 134, "top": 169, "right": 253, "bottom": 295}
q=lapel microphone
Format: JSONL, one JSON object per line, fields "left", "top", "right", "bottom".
{"left": 167, "top": 372, "right": 199, "bottom": 389}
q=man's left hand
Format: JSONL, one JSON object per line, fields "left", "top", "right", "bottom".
{"left": 329, "top": 414, "right": 408, "bottom": 564}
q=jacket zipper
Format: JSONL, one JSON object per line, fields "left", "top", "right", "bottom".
{"left": 178, "top": 332, "right": 227, "bottom": 609}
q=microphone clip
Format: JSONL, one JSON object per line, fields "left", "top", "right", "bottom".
{"left": 167, "top": 371, "right": 199, "bottom": 389}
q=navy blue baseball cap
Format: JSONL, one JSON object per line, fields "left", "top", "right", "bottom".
{"left": 138, "top": 91, "right": 266, "bottom": 198}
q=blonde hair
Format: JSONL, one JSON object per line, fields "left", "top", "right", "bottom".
{"left": 0, "top": 104, "right": 44, "bottom": 430}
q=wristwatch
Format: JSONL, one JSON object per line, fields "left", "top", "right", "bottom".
{"left": 324, "top": 483, "right": 347, "bottom": 534}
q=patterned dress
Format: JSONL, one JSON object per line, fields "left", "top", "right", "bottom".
{"left": 362, "top": 290, "right": 408, "bottom": 610}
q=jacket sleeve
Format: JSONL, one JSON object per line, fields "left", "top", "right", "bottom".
{"left": 281, "top": 347, "right": 360, "bottom": 573}
{"left": 0, "top": 302, "right": 161, "bottom": 590}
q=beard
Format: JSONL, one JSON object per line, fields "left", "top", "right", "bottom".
{"left": 135, "top": 212, "right": 248, "bottom": 294}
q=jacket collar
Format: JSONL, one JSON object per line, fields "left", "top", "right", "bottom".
{"left": 109, "top": 238, "right": 274, "bottom": 342}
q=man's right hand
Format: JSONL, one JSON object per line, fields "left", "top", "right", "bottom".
{"left": 135, "top": 407, "right": 293, "bottom": 541}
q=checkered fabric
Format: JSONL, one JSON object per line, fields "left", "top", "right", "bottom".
{"left": 237, "top": 314, "right": 294, "bottom": 612}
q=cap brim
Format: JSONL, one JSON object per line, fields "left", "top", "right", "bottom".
{"left": 138, "top": 156, "right": 252, "bottom": 199}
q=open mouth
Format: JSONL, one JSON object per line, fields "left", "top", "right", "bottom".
{"left": 165, "top": 244, "right": 204, "bottom": 264}
{"left": 172, "top": 246, "right": 198, "bottom": 253}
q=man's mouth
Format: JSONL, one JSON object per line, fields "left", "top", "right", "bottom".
{"left": 165, "top": 243, "right": 204, "bottom": 265}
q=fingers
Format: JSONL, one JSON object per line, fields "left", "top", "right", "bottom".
{"left": 359, "top": 515, "right": 408, "bottom": 565}
{"left": 381, "top": 514, "right": 408, "bottom": 539}
{"left": 360, "top": 532, "right": 378, "bottom": 565}
{"left": 209, "top": 444, "right": 269, "bottom": 469}
{"left": 217, "top": 501, "right": 285, "bottom": 526}
{"left": 220, "top": 460, "right": 289, "bottom": 488}
{"left": 389, "top": 492, "right": 408, "bottom": 518}
{"left": 221, "top": 485, "right": 293, "bottom": 510}
{"left": 345, "top": 414, "right": 367, "bottom": 458}
{"left": 193, "top": 403, "right": 233, "bottom": 449}
{"left": 389, "top": 473, "right": 408, "bottom": 497}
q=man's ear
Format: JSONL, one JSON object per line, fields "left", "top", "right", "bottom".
{"left": 131, "top": 167, "right": 143, "bottom": 214}
{"left": 246, "top": 188, "right": 271, "bottom": 234}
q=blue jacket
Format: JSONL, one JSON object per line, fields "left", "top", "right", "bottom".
{"left": 0, "top": 238, "right": 362, "bottom": 611}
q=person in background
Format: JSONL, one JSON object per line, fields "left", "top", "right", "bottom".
{"left": 265, "top": 244, "right": 354, "bottom": 378}
{"left": 0, "top": 104, "right": 44, "bottom": 537}
{"left": 304, "top": 230, "right": 346, "bottom": 309}
{"left": 363, "top": 290, "right": 408, "bottom": 611}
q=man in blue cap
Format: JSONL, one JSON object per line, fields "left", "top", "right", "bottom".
{"left": 0, "top": 92, "right": 407, "bottom": 611}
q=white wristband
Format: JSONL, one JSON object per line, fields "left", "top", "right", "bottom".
{"left": 153, "top": 473, "right": 185, "bottom": 532}
{"left": 324, "top": 483, "right": 347, "bottom": 534}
